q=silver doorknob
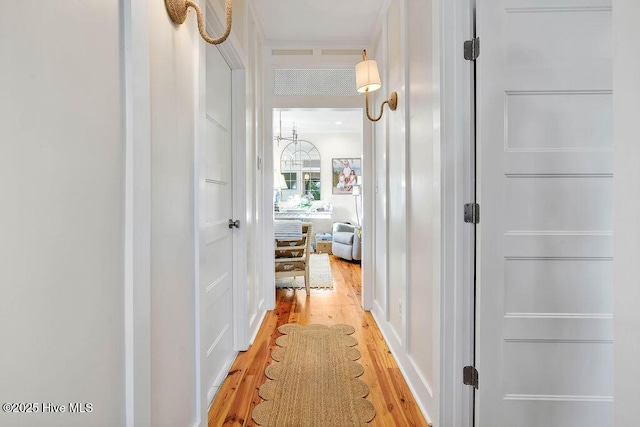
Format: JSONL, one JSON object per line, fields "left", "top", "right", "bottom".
{"left": 228, "top": 219, "right": 240, "bottom": 229}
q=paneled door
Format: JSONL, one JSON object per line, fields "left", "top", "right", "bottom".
{"left": 475, "top": 1, "right": 613, "bottom": 425}
{"left": 200, "top": 43, "right": 235, "bottom": 405}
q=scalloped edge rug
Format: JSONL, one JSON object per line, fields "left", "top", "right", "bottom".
{"left": 252, "top": 323, "right": 375, "bottom": 426}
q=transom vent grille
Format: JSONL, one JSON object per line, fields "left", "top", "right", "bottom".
{"left": 274, "top": 69, "right": 358, "bottom": 96}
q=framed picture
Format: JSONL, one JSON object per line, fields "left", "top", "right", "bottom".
{"left": 332, "top": 158, "right": 361, "bottom": 195}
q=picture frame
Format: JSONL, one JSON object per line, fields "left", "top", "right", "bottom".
{"left": 332, "top": 158, "right": 361, "bottom": 195}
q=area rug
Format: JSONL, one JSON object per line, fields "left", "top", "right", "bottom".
{"left": 275, "top": 253, "right": 333, "bottom": 289}
{"left": 252, "top": 323, "right": 375, "bottom": 426}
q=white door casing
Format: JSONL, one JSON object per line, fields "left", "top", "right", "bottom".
{"left": 200, "top": 43, "right": 236, "bottom": 406}
{"left": 476, "top": 1, "right": 613, "bottom": 426}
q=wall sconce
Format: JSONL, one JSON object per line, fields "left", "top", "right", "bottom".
{"left": 165, "top": 0, "right": 232, "bottom": 45}
{"left": 355, "top": 50, "right": 397, "bottom": 122}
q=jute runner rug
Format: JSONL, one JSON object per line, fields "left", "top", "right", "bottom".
{"left": 252, "top": 323, "right": 376, "bottom": 426}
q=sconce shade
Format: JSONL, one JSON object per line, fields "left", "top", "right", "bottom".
{"left": 356, "top": 60, "right": 382, "bottom": 93}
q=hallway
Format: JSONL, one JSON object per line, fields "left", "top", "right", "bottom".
{"left": 3, "top": 1, "right": 640, "bottom": 426}
{"left": 208, "top": 257, "right": 428, "bottom": 426}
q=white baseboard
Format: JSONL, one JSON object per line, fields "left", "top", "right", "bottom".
{"left": 207, "top": 352, "right": 239, "bottom": 406}
{"left": 248, "top": 308, "right": 267, "bottom": 345}
{"left": 371, "top": 308, "right": 434, "bottom": 426}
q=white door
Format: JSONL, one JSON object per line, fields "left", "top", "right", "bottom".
{"left": 200, "top": 43, "right": 235, "bottom": 405}
{"left": 476, "top": 1, "right": 613, "bottom": 426}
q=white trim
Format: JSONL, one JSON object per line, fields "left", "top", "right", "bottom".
{"left": 206, "top": 0, "right": 247, "bottom": 68}
{"left": 381, "top": 16, "right": 391, "bottom": 322}
{"left": 361, "top": 113, "right": 374, "bottom": 311}
{"left": 401, "top": 0, "right": 411, "bottom": 353}
{"left": 232, "top": 69, "right": 249, "bottom": 350}
{"left": 193, "top": 4, "right": 206, "bottom": 424}
{"left": 355, "top": 0, "right": 379, "bottom": 316}
{"left": 262, "top": 57, "right": 276, "bottom": 310}
{"left": 207, "top": 351, "right": 239, "bottom": 403}
{"left": 123, "top": 0, "right": 151, "bottom": 426}
{"left": 262, "top": 45, "right": 370, "bottom": 311}
{"left": 438, "top": 0, "right": 475, "bottom": 426}
{"left": 369, "top": 0, "right": 394, "bottom": 45}
{"left": 247, "top": 0, "right": 267, "bottom": 43}
{"left": 366, "top": 15, "right": 391, "bottom": 323}
{"left": 248, "top": 308, "right": 268, "bottom": 345}
{"left": 264, "top": 39, "right": 373, "bottom": 49}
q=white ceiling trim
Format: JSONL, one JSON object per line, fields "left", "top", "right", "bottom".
{"left": 246, "top": 0, "right": 266, "bottom": 44}
{"left": 368, "top": 0, "right": 393, "bottom": 44}
{"left": 206, "top": 0, "right": 246, "bottom": 68}
{"left": 264, "top": 39, "right": 373, "bottom": 49}
{"left": 252, "top": 0, "right": 389, "bottom": 47}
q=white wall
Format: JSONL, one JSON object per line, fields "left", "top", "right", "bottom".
{"left": 407, "top": 0, "right": 440, "bottom": 411}
{"left": 370, "top": 0, "right": 441, "bottom": 423}
{"left": 149, "top": 0, "right": 265, "bottom": 424}
{"left": 274, "top": 131, "right": 363, "bottom": 233}
{"left": 612, "top": 0, "right": 640, "bottom": 423}
{"left": 0, "top": 1, "right": 125, "bottom": 426}
{"left": 244, "top": 3, "right": 268, "bottom": 343}
{"left": 148, "top": 3, "right": 198, "bottom": 425}
{"left": 1, "top": 1, "right": 263, "bottom": 426}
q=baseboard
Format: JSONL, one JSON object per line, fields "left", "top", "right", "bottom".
{"left": 371, "top": 309, "right": 434, "bottom": 426}
{"left": 207, "top": 351, "right": 238, "bottom": 406}
{"left": 248, "top": 308, "right": 267, "bottom": 345}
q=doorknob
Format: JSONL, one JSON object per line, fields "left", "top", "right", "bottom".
{"left": 228, "top": 219, "right": 240, "bottom": 229}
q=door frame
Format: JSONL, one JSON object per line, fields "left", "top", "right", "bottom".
{"left": 261, "top": 56, "right": 374, "bottom": 312}
{"left": 193, "top": 0, "right": 248, "bottom": 423}
{"left": 439, "top": 0, "right": 475, "bottom": 425}
{"left": 263, "top": 102, "right": 372, "bottom": 311}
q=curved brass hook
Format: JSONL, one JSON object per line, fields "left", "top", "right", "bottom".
{"left": 365, "top": 90, "right": 398, "bottom": 122}
{"left": 166, "top": 0, "right": 233, "bottom": 45}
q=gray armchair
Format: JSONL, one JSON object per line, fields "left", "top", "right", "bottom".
{"left": 331, "top": 222, "right": 361, "bottom": 261}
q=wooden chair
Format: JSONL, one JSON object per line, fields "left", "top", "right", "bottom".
{"left": 275, "top": 222, "right": 313, "bottom": 295}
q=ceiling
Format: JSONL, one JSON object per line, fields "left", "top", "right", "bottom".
{"left": 257, "top": 2, "right": 376, "bottom": 142}
{"left": 273, "top": 109, "right": 363, "bottom": 137}
{"left": 251, "top": 0, "right": 389, "bottom": 44}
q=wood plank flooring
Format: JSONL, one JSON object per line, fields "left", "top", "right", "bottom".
{"left": 208, "top": 255, "right": 429, "bottom": 426}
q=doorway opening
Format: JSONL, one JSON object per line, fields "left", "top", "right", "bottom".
{"left": 271, "top": 108, "right": 365, "bottom": 301}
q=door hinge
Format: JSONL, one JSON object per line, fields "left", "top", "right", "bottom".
{"left": 464, "top": 203, "right": 480, "bottom": 224}
{"left": 464, "top": 37, "right": 480, "bottom": 61}
{"left": 463, "top": 366, "right": 479, "bottom": 389}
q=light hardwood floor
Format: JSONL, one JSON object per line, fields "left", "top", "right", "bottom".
{"left": 208, "top": 255, "right": 429, "bottom": 426}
